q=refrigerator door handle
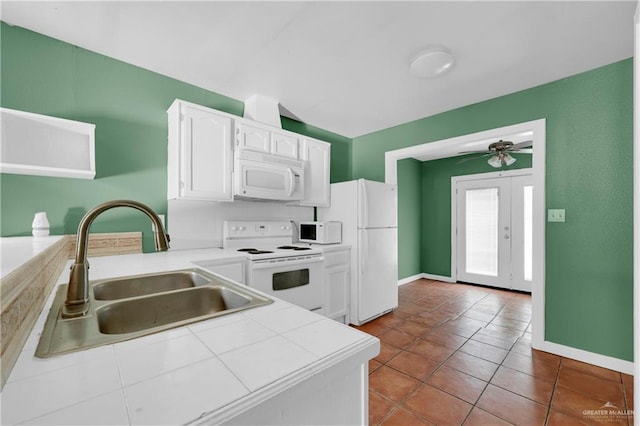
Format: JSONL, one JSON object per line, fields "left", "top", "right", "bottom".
{"left": 361, "top": 230, "right": 368, "bottom": 276}
{"left": 361, "top": 179, "right": 368, "bottom": 228}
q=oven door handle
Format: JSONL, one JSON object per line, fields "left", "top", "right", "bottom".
{"left": 252, "top": 256, "right": 324, "bottom": 270}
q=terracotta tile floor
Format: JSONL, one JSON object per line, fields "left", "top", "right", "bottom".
{"left": 356, "top": 279, "right": 634, "bottom": 426}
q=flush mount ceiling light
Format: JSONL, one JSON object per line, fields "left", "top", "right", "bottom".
{"left": 410, "top": 47, "right": 455, "bottom": 78}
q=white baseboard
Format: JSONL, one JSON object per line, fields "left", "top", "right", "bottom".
{"left": 397, "top": 274, "right": 425, "bottom": 286}
{"left": 537, "top": 340, "right": 634, "bottom": 375}
{"left": 422, "top": 273, "right": 456, "bottom": 283}
{"left": 398, "top": 273, "right": 456, "bottom": 286}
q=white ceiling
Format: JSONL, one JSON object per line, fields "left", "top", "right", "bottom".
{"left": 1, "top": 1, "right": 636, "bottom": 138}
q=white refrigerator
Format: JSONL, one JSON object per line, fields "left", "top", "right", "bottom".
{"left": 318, "top": 179, "right": 398, "bottom": 325}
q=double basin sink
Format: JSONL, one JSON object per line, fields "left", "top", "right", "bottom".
{"left": 36, "top": 269, "right": 273, "bottom": 357}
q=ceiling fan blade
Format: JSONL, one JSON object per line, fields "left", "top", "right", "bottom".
{"left": 511, "top": 140, "right": 533, "bottom": 149}
{"left": 457, "top": 150, "right": 490, "bottom": 155}
{"left": 512, "top": 148, "right": 533, "bottom": 154}
{"left": 456, "top": 153, "right": 492, "bottom": 164}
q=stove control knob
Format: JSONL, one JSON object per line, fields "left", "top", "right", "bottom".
{"left": 239, "top": 226, "right": 246, "bottom": 231}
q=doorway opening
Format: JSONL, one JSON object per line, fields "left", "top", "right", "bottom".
{"left": 384, "top": 119, "right": 546, "bottom": 349}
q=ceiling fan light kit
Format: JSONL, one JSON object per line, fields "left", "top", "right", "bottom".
{"left": 410, "top": 47, "right": 455, "bottom": 78}
{"left": 488, "top": 152, "right": 517, "bottom": 168}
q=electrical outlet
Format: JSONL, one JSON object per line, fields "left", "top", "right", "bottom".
{"left": 547, "top": 209, "right": 565, "bottom": 222}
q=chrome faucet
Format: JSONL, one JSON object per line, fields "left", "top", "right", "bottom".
{"left": 62, "top": 200, "right": 170, "bottom": 318}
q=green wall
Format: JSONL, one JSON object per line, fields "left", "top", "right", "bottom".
{"left": 397, "top": 158, "right": 423, "bottom": 279}
{"left": 0, "top": 23, "right": 352, "bottom": 250}
{"left": 421, "top": 154, "right": 532, "bottom": 277}
{"left": 352, "top": 59, "right": 633, "bottom": 362}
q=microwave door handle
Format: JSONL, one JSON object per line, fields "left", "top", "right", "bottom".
{"left": 287, "top": 168, "right": 295, "bottom": 197}
{"left": 252, "top": 256, "right": 325, "bottom": 270}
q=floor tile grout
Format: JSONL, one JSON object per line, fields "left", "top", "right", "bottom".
{"left": 360, "top": 279, "right": 632, "bottom": 426}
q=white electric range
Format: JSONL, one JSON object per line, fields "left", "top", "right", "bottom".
{"left": 221, "top": 220, "right": 325, "bottom": 312}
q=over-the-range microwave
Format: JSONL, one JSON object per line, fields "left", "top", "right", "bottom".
{"left": 299, "top": 221, "right": 342, "bottom": 244}
{"left": 234, "top": 149, "right": 305, "bottom": 201}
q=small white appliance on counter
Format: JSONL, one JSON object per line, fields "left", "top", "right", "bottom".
{"left": 219, "top": 220, "right": 324, "bottom": 312}
{"left": 299, "top": 221, "right": 342, "bottom": 244}
{"left": 234, "top": 149, "right": 305, "bottom": 201}
{"left": 318, "top": 179, "right": 398, "bottom": 325}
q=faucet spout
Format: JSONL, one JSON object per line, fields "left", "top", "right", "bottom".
{"left": 62, "top": 200, "right": 170, "bottom": 318}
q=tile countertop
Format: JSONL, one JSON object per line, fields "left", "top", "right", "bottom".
{"left": 1, "top": 236, "right": 66, "bottom": 279}
{"left": 2, "top": 246, "right": 379, "bottom": 425}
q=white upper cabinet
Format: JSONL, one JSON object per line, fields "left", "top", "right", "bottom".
{"left": 167, "top": 100, "right": 234, "bottom": 201}
{"left": 271, "top": 131, "right": 299, "bottom": 159}
{"left": 0, "top": 107, "right": 96, "bottom": 179}
{"left": 298, "top": 138, "right": 331, "bottom": 207}
{"left": 236, "top": 120, "right": 299, "bottom": 160}
{"left": 167, "top": 99, "right": 331, "bottom": 205}
{"left": 236, "top": 122, "right": 270, "bottom": 154}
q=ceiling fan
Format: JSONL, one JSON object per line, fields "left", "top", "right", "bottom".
{"left": 458, "top": 139, "right": 533, "bottom": 168}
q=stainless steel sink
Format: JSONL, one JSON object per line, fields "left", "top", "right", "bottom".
{"left": 97, "top": 286, "right": 251, "bottom": 334}
{"left": 93, "top": 270, "right": 209, "bottom": 300}
{"left": 35, "top": 269, "right": 272, "bottom": 358}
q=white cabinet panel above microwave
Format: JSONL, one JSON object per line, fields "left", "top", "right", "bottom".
{"left": 236, "top": 122, "right": 271, "bottom": 154}
{"left": 236, "top": 120, "right": 299, "bottom": 160}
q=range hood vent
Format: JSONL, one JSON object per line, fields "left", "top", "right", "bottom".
{"left": 243, "top": 94, "right": 282, "bottom": 129}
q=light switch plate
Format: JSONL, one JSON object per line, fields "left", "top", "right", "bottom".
{"left": 548, "top": 209, "right": 565, "bottom": 222}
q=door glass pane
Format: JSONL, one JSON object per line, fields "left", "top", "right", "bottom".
{"left": 465, "top": 188, "right": 499, "bottom": 276}
{"left": 523, "top": 185, "right": 533, "bottom": 281}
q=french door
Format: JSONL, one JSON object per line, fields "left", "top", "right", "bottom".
{"left": 455, "top": 174, "right": 532, "bottom": 292}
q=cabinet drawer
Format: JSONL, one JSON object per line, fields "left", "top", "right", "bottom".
{"left": 324, "top": 250, "right": 350, "bottom": 267}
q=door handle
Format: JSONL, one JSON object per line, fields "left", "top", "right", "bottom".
{"left": 361, "top": 231, "right": 368, "bottom": 275}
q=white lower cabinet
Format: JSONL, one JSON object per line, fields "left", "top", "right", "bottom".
{"left": 323, "top": 247, "right": 351, "bottom": 324}
{"left": 222, "top": 356, "right": 368, "bottom": 425}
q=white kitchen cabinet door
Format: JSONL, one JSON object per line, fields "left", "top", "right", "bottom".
{"left": 271, "top": 131, "right": 299, "bottom": 159}
{"left": 324, "top": 248, "right": 350, "bottom": 324}
{"left": 298, "top": 138, "right": 331, "bottom": 207}
{"left": 236, "top": 122, "right": 270, "bottom": 154}
{"left": 167, "top": 100, "right": 233, "bottom": 201}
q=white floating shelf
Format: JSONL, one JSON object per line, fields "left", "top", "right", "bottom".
{"left": 1, "top": 107, "right": 96, "bottom": 179}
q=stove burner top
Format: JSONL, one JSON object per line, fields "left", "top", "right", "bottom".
{"left": 277, "top": 246, "right": 312, "bottom": 251}
{"left": 237, "top": 248, "right": 275, "bottom": 254}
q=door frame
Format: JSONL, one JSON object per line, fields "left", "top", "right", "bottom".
{"left": 384, "top": 118, "right": 546, "bottom": 349}
{"left": 451, "top": 168, "right": 533, "bottom": 288}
